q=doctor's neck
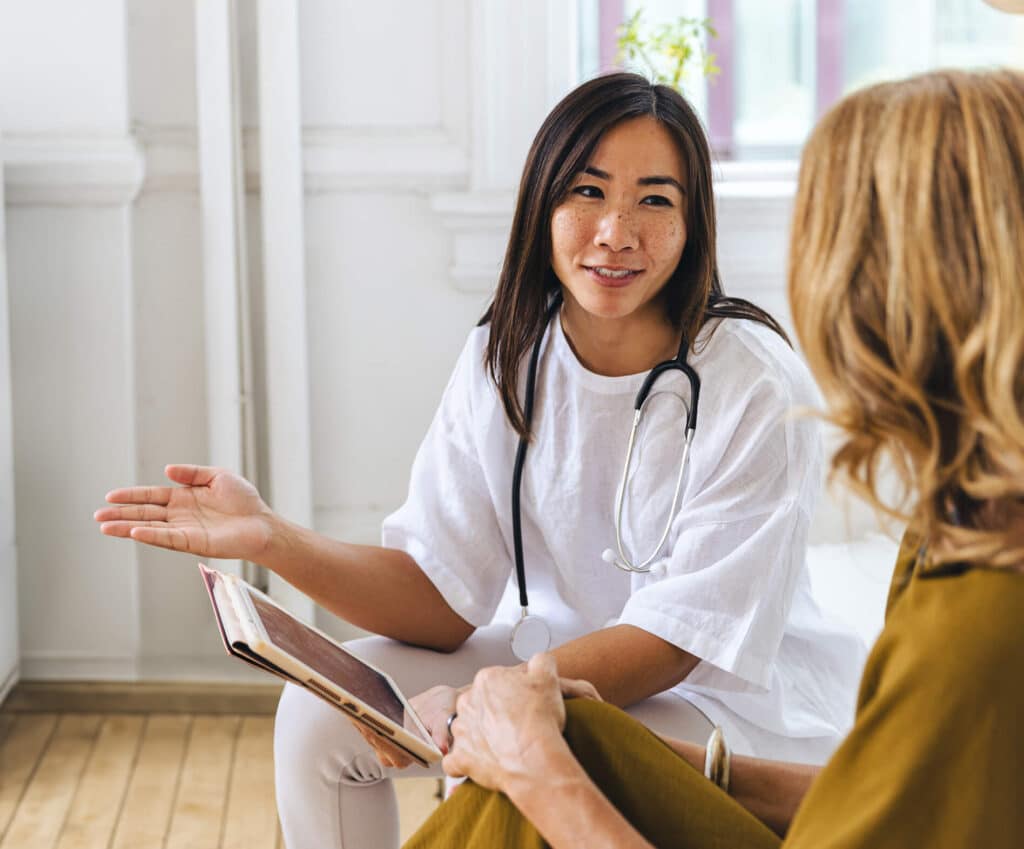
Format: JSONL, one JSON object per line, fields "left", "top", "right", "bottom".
{"left": 559, "top": 298, "right": 682, "bottom": 377}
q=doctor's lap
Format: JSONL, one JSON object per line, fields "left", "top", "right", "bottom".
{"left": 273, "top": 626, "right": 715, "bottom": 849}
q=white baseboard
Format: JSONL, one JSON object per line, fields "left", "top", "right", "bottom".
{"left": 136, "top": 655, "right": 269, "bottom": 683}
{"left": 19, "top": 652, "right": 137, "bottom": 681}
{"left": 0, "top": 664, "right": 18, "bottom": 706}
{"left": 18, "top": 651, "right": 275, "bottom": 684}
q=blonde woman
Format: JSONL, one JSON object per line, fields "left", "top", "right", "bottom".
{"left": 403, "top": 67, "right": 1024, "bottom": 849}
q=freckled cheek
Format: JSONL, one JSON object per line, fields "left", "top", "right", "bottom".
{"left": 644, "top": 218, "right": 688, "bottom": 265}
{"left": 551, "top": 208, "right": 592, "bottom": 259}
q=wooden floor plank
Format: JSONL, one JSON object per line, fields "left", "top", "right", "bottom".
{"left": 0, "top": 713, "right": 59, "bottom": 841}
{"left": 54, "top": 715, "right": 145, "bottom": 849}
{"left": 0, "top": 714, "right": 102, "bottom": 849}
{"left": 165, "top": 715, "right": 241, "bottom": 849}
{"left": 0, "top": 708, "right": 431, "bottom": 848}
{"left": 221, "top": 717, "right": 278, "bottom": 849}
{"left": 109, "top": 714, "right": 192, "bottom": 849}
{"left": 5, "top": 682, "right": 282, "bottom": 715}
{"left": 0, "top": 715, "right": 14, "bottom": 748}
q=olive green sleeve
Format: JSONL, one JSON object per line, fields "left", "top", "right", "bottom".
{"left": 784, "top": 566, "right": 1024, "bottom": 849}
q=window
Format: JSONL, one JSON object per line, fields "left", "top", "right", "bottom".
{"left": 583, "top": 0, "right": 1024, "bottom": 160}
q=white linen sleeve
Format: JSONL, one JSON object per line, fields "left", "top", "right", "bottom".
{"left": 617, "top": 356, "right": 823, "bottom": 691}
{"left": 381, "top": 331, "right": 512, "bottom": 627}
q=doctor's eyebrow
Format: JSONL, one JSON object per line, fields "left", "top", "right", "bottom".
{"left": 582, "top": 166, "right": 687, "bottom": 195}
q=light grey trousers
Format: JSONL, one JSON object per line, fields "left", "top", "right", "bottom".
{"left": 273, "top": 624, "right": 713, "bottom": 849}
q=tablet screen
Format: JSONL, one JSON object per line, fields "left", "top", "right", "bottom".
{"left": 248, "top": 592, "right": 429, "bottom": 743}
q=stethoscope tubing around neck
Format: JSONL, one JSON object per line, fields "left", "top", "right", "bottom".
{"left": 510, "top": 297, "right": 559, "bottom": 610}
{"left": 511, "top": 294, "right": 702, "bottom": 619}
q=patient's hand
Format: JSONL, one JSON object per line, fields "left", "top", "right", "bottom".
{"left": 442, "top": 654, "right": 600, "bottom": 793}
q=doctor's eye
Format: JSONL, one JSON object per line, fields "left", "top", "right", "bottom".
{"left": 640, "top": 194, "right": 674, "bottom": 207}
{"left": 572, "top": 185, "right": 604, "bottom": 199}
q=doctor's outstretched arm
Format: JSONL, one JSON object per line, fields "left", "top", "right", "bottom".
{"left": 95, "top": 463, "right": 475, "bottom": 652}
{"left": 550, "top": 624, "right": 699, "bottom": 708}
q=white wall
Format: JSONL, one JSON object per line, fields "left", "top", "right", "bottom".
{"left": 0, "top": 132, "right": 19, "bottom": 700}
{"left": 2, "top": 0, "right": 143, "bottom": 679}
{"left": 1, "top": 0, "right": 832, "bottom": 681}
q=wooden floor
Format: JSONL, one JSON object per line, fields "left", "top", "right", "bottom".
{"left": 0, "top": 709, "right": 441, "bottom": 849}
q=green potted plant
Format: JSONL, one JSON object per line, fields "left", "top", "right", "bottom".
{"left": 617, "top": 9, "right": 719, "bottom": 89}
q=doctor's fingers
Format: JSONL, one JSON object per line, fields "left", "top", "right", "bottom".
{"left": 408, "top": 685, "right": 460, "bottom": 752}
{"left": 104, "top": 484, "right": 174, "bottom": 506}
{"left": 559, "top": 677, "right": 603, "bottom": 702}
{"left": 351, "top": 720, "right": 415, "bottom": 769}
{"left": 97, "top": 519, "right": 173, "bottom": 539}
{"left": 94, "top": 504, "right": 169, "bottom": 523}
{"left": 164, "top": 463, "right": 222, "bottom": 487}
{"left": 525, "top": 651, "right": 561, "bottom": 683}
{"left": 100, "top": 522, "right": 198, "bottom": 554}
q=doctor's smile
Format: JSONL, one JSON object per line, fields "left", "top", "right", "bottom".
{"left": 585, "top": 265, "right": 643, "bottom": 286}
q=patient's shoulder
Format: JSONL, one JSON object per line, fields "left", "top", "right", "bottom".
{"left": 875, "top": 564, "right": 1024, "bottom": 704}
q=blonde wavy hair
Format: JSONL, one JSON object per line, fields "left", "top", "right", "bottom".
{"left": 789, "top": 69, "right": 1024, "bottom": 570}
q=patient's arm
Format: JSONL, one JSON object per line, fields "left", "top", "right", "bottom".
{"left": 661, "top": 736, "right": 821, "bottom": 837}
{"left": 444, "top": 655, "right": 657, "bottom": 849}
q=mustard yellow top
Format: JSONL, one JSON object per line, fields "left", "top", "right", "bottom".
{"left": 785, "top": 537, "right": 1024, "bottom": 848}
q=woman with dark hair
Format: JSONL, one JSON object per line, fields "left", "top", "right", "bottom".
{"left": 404, "top": 67, "right": 1024, "bottom": 849}
{"left": 95, "top": 73, "right": 861, "bottom": 849}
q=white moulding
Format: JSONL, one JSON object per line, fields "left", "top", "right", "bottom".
{"left": 136, "top": 126, "right": 201, "bottom": 193}
{"left": 3, "top": 135, "right": 145, "bottom": 206}
{"left": 301, "top": 127, "right": 469, "bottom": 193}
{"left": 128, "top": 125, "right": 471, "bottom": 195}
{"left": 430, "top": 191, "right": 514, "bottom": 292}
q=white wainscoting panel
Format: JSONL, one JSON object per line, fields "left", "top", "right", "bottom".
{"left": 7, "top": 205, "right": 140, "bottom": 675}
{"left": 304, "top": 192, "right": 487, "bottom": 513}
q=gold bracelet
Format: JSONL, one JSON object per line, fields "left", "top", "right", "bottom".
{"left": 703, "top": 726, "right": 731, "bottom": 793}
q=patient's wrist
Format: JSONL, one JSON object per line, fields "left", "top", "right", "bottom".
{"left": 501, "top": 732, "right": 585, "bottom": 807}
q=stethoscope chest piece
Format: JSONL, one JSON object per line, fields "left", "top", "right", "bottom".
{"left": 510, "top": 610, "right": 551, "bottom": 662}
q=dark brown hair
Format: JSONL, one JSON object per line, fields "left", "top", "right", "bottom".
{"left": 480, "top": 72, "right": 787, "bottom": 437}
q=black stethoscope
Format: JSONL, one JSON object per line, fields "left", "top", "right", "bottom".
{"left": 509, "top": 296, "right": 702, "bottom": 661}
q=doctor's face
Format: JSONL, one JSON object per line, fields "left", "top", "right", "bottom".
{"left": 550, "top": 116, "right": 688, "bottom": 327}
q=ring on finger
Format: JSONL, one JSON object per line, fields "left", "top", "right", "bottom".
{"left": 446, "top": 711, "right": 458, "bottom": 749}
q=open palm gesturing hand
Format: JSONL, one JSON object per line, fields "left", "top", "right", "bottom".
{"left": 95, "top": 464, "right": 276, "bottom": 561}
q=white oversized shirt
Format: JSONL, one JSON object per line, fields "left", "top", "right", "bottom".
{"left": 383, "top": 314, "right": 865, "bottom": 761}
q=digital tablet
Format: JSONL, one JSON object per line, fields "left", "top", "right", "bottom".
{"left": 199, "top": 563, "right": 442, "bottom": 766}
